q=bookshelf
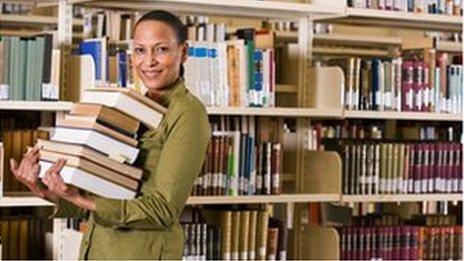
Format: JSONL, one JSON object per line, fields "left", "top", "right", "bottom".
{"left": 76, "top": 0, "right": 346, "bottom": 19}
{"left": 436, "top": 40, "right": 462, "bottom": 53}
{"left": 0, "top": 196, "right": 54, "bottom": 207}
{"left": 186, "top": 194, "right": 340, "bottom": 205}
{"left": 344, "top": 110, "right": 463, "bottom": 122}
{"left": 331, "top": 7, "right": 462, "bottom": 31}
{"left": 0, "top": 1, "right": 462, "bottom": 260}
{"left": 0, "top": 101, "right": 73, "bottom": 111}
{"left": 0, "top": 14, "right": 84, "bottom": 27}
{"left": 341, "top": 194, "right": 463, "bottom": 203}
{"left": 206, "top": 107, "right": 344, "bottom": 118}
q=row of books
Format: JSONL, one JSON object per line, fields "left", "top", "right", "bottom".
{"left": 0, "top": 2, "right": 32, "bottom": 15}
{"left": 0, "top": 217, "right": 45, "bottom": 260}
{"left": 193, "top": 134, "right": 281, "bottom": 196}
{"left": 182, "top": 209, "right": 288, "bottom": 261}
{"left": 347, "top": 0, "right": 463, "bottom": 15}
{"left": 327, "top": 54, "right": 463, "bottom": 114}
{"left": 340, "top": 225, "right": 463, "bottom": 260}
{"left": 184, "top": 27, "right": 276, "bottom": 108}
{"left": 323, "top": 140, "right": 463, "bottom": 195}
{"left": 0, "top": 35, "right": 61, "bottom": 101}
{"left": 307, "top": 121, "right": 460, "bottom": 150}
{"left": 38, "top": 87, "right": 165, "bottom": 199}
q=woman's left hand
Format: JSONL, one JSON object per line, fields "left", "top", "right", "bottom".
{"left": 42, "top": 159, "right": 96, "bottom": 211}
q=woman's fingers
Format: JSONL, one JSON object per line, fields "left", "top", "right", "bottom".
{"left": 10, "top": 158, "right": 18, "bottom": 175}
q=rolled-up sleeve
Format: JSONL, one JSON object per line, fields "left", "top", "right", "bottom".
{"left": 92, "top": 104, "right": 210, "bottom": 230}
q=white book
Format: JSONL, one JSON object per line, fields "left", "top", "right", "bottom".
{"left": 39, "top": 161, "right": 136, "bottom": 199}
{"left": 49, "top": 127, "right": 139, "bottom": 164}
{"left": 82, "top": 87, "right": 166, "bottom": 130}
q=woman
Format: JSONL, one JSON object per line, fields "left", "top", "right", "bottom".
{"left": 10, "top": 10, "right": 210, "bottom": 259}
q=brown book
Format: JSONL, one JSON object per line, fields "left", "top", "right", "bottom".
{"left": 9, "top": 219, "right": 19, "bottom": 259}
{"left": 11, "top": 130, "right": 22, "bottom": 191}
{"left": 18, "top": 219, "right": 28, "bottom": 260}
{"left": 231, "top": 211, "right": 240, "bottom": 260}
{"left": 248, "top": 210, "right": 258, "bottom": 260}
{"left": 239, "top": 211, "right": 250, "bottom": 260}
{"left": 40, "top": 150, "right": 139, "bottom": 191}
{"left": 2, "top": 130, "right": 12, "bottom": 192}
{"left": 0, "top": 143, "right": 3, "bottom": 197}
{"left": 267, "top": 227, "right": 279, "bottom": 260}
{"left": 70, "top": 103, "right": 140, "bottom": 135}
{"left": 36, "top": 139, "right": 142, "bottom": 180}
{"left": 0, "top": 220, "right": 9, "bottom": 259}
{"left": 256, "top": 209, "right": 269, "bottom": 260}
{"left": 220, "top": 211, "right": 232, "bottom": 260}
{"left": 56, "top": 117, "right": 137, "bottom": 147}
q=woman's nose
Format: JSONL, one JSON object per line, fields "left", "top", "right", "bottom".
{"left": 144, "top": 50, "right": 158, "bottom": 67}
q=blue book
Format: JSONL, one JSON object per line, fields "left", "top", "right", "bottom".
{"left": 253, "top": 50, "right": 263, "bottom": 107}
{"left": 117, "top": 50, "right": 127, "bottom": 87}
{"left": 79, "top": 38, "right": 106, "bottom": 84}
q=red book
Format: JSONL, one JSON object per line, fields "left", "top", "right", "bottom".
{"left": 410, "top": 226, "right": 419, "bottom": 260}
{"left": 362, "top": 227, "right": 369, "bottom": 260}
{"left": 392, "top": 226, "right": 401, "bottom": 260}
{"left": 370, "top": 227, "right": 377, "bottom": 260}
{"left": 437, "top": 143, "right": 445, "bottom": 192}
{"left": 445, "top": 143, "right": 453, "bottom": 193}
{"left": 400, "top": 226, "right": 410, "bottom": 260}
{"left": 386, "top": 227, "right": 394, "bottom": 260}
{"left": 413, "top": 143, "right": 422, "bottom": 193}
{"left": 413, "top": 60, "right": 424, "bottom": 112}
{"left": 341, "top": 227, "right": 347, "bottom": 260}
{"left": 346, "top": 227, "right": 353, "bottom": 260}
{"left": 380, "top": 227, "right": 388, "bottom": 260}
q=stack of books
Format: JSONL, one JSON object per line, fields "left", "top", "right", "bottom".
{"left": 38, "top": 87, "right": 166, "bottom": 199}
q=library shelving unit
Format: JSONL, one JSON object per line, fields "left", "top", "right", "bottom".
{"left": 1, "top": 1, "right": 463, "bottom": 260}
{"left": 330, "top": 7, "right": 462, "bottom": 31}
{"left": 0, "top": 101, "right": 73, "bottom": 111}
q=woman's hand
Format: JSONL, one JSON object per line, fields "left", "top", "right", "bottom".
{"left": 41, "top": 159, "right": 96, "bottom": 211}
{"left": 10, "top": 146, "right": 52, "bottom": 200}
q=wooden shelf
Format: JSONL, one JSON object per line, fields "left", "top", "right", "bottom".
{"left": 315, "top": 33, "right": 402, "bottom": 47}
{"left": 436, "top": 41, "right": 462, "bottom": 53}
{"left": 342, "top": 194, "right": 463, "bottom": 203}
{"left": 314, "top": 46, "right": 391, "bottom": 57}
{"left": 345, "top": 110, "right": 463, "bottom": 121}
{"left": 0, "top": 196, "right": 54, "bottom": 207}
{"left": 330, "top": 7, "right": 462, "bottom": 32}
{"left": 0, "top": 14, "right": 84, "bottom": 27}
{"left": 76, "top": 0, "right": 345, "bottom": 19}
{"left": 186, "top": 194, "right": 340, "bottom": 205}
{"left": 206, "top": 107, "right": 343, "bottom": 118}
{"left": 0, "top": 101, "right": 74, "bottom": 111}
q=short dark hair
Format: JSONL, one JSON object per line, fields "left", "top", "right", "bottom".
{"left": 134, "top": 10, "right": 187, "bottom": 45}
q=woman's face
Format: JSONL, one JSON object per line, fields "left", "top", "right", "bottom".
{"left": 132, "top": 20, "right": 187, "bottom": 93}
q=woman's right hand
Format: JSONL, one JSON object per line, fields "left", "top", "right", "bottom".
{"left": 10, "top": 146, "right": 49, "bottom": 199}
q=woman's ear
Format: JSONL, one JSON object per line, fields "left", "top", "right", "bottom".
{"left": 181, "top": 42, "right": 188, "bottom": 63}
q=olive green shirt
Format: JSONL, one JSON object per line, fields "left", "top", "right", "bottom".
{"left": 52, "top": 79, "right": 210, "bottom": 259}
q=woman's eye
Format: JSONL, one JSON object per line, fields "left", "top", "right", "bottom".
{"left": 134, "top": 47, "right": 145, "bottom": 55}
{"left": 156, "top": 46, "right": 169, "bottom": 54}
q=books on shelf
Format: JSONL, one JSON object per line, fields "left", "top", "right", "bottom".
{"left": 324, "top": 139, "right": 463, "bottom": 195}
{"left": 182, "top": 208, "right": 288, "bottom": 261}
{"left": 192, "top": 116, "right": 282, "bottom": 197}
{"left": 184, "top": 25, "right": 276, "bottom": 108}
{"left": 347, "top": 0, "right": 463, "bottom": 16}
{"left": 0, "top": 33, "right": 61, "bottom": 101}
{"left": 0, "top": 216, "right": 45, "bottom": 260}
{"left": 325, "top": 53, "right": 463, "bottom": 114}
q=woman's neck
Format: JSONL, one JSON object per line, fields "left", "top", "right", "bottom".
{"left": 146, "top": 77, "right": 180, "bottom": 103}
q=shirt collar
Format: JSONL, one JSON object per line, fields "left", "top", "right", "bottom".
{"left": 158, "top": 77, "right": 185, "bottom": 108}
